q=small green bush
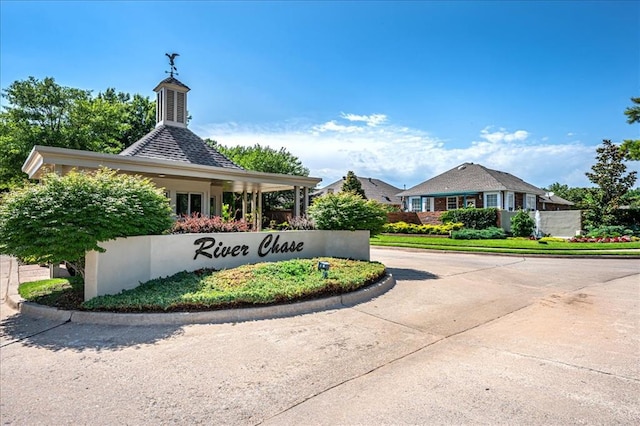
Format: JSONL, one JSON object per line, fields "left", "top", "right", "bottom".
{"left": 0, "top": 168, "right": 173, "bottom": 277}
{"left": 440, "top": 208, "right": 498, "bottom": 229}
{"left": 308, "top": 192, "right": 388, "bottom": 235}
{"left": 586, "top": 225, "right": 634, "bottom": 238}
{"left": 382, "top": 221, "right": 463, "bottom": 235}
{"left": 511, "top": 210, "right": 535, "bottom": 237}
{"left": 451, "top": 227, "right": 507, "bottom": 240}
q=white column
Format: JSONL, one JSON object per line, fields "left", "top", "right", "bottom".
{"left": 293, "top": 186, "right": 300, "bottom": 217}
{"left": 242, "top": 190, "right": 248, "bottom": 221}
{"left": 303, "top": 187, "right": 309, "bottom": 215}
{"left": 257, "top": 190, "right": 263, "bottom": 231}
{"left": 251, "top": 191, "right": 257, "bottom": 231}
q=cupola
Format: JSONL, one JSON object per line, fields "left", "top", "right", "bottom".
{"left": 154, "top": 53, "right": 190, "bottom": 128}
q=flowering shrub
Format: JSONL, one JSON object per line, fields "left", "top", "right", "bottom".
{"left": 382, "top": 221, "right": 463, "bottom": 235}
{"left": 569, "top": 235, "right": 634, "bottom": 243}
{"left": 286, "top": 216, "right": 316, "bottom": 230}
{"left": 171, "top": 213, "right": 249, "bottom": 233}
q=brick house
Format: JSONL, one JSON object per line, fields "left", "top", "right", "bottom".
{"left": 397, "top": 162, "right": 573, "bottom": 213}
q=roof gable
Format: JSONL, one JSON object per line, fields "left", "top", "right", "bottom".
{"left": 398, "top": 163, "right": 544, "bottom": 197}
{"left": 119, "top": 125, "right": 242, "bottom": 169}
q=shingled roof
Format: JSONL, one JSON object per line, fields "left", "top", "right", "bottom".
{"left": 119, "top": 125, "right": 242, "bottom": 169}
{"left": 153, "top": 76, "right": 190, "bottom": 91}
{"left": 398, "top": 162, "right": 545, "bottom": 197}
{"left": 313, "top": 176, "right": 402, "bottom": 205}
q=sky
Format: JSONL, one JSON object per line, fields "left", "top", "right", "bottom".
{"left": 1, "top": 1, "right": 639, "bottom": 190}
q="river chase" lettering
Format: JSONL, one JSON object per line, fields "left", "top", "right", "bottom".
{"left": 193, "top": 234, "right": 305, "bottom": 261}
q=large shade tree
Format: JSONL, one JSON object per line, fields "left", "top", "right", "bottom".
{"left": 621, "top": 96, "right": 640, "bottom": 160}
{"left": 0, "top": 77, "right": 155, "bottom": 191}
{"left": 206, "top": 140, "right": 310, "bottom": 213}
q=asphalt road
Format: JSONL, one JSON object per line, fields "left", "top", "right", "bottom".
{"left": 1, "top": 248, "right": 639, "bottom": 425}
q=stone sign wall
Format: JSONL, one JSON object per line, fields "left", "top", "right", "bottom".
{"left": 84, "top": 230, "right": 370, "bottom": 301}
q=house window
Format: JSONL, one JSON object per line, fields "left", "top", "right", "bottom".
{"left": 410, "top": 197, "right": 422, "bottom": 212}
{"left": 506, "top": 192, "right": 515, "bottom": 211}
{"left": 525, "top": 194, "right": 537, "bottom": 211}
{"left": 447, "top": 197, "right": 458, "bottom": 210}
{"left": 423, "top": 197, "right": 432, "bottom": 212}
{"left": 485, "top": 192, "right": 500, "bottom": 209}
{"left": 176, "top": 192, "right": 203, "bottom": 216}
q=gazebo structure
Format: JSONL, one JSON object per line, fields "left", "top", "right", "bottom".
{"left": 22, "top": 70, "right": 321, "bottom": 230}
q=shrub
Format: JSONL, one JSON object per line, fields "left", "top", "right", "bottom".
{"left": 382, "top": 221, "right": 463, "bottom": 235}
{"left": 0, "top": 168, "right": 173, "bottom": 277}
{"left": 171, "top": 213, "right": 249, "bottom": 233}
{"left": 585, "top": 225, "right": 634, "bottom": 238}
{"left": 451, "top": 227, "right": 507, "bottom": 240}
{"left": 510, "top": 210, "right": 535, "bottom": 237}
{"left": 308, "top": 192, "right": 388, "bottom": 235}
{"left": 440, "top": 208, "right": 498, "bottom": 229}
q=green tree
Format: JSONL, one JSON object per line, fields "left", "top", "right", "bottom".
{"left": 584, "top": 139, "right": 637, "bottom": 227}
{"left": 621, "top": 96, "right": 640, "bottom": 160}
{"left": 0, "top": 168, "right": 173, "bottom": 277}
{"left": 543, "top": 183, "right": 591, "bottom": 207}
{"left": 341, "top": 171, "right": 366, "bottom": 198}
{"left": 0, "top": 77, "right": 155, "bottom": 191}
{"left": 206, "top": 140, "right": 310, "bottom": 212}
{"left": 308, "top": 192, "right": 388, "bottom": 235}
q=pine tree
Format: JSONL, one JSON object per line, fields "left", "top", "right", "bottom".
{"left": 341, "top": 171, "right": 366, "bottom": 198}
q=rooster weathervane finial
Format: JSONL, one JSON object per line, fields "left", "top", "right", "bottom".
{"left": 165, "top": 53, "right": 179, "bottom": 77}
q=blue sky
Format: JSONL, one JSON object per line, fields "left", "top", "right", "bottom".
{"left": 2, "top": 1, "right": 638, "bottom": 190}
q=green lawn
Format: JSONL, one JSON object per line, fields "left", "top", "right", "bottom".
{"left": 370, "top": 235, "right": 640, "bottom": 256}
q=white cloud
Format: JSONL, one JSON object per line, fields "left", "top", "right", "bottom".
{"left": 197, "top": 114, "right": 640, "bottom": 190}
{"left": 480, "top": 126, "right": 530, "bottom": 143}
{"left": 311, "top": 120, "right": 363, "bottom": 134}
{"left": 340, "top": 112, "right": 387, "bottom": 127}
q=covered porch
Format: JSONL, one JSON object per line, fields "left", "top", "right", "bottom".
{"left": 22, "top": 145, "right": 322, "bottom": 231}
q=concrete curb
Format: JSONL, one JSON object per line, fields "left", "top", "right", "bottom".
{"left": 6, "top": 256, "right": 395, "bottom": 326}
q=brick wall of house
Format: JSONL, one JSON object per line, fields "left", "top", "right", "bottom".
{"left": 417, "top": 212, "right": 444, "bottom": 225}
{"left": 387, "top": 212, "right": 422, "bottom": 224}
{"left": 434, "top": 197, "right": 447, "bottom": 211}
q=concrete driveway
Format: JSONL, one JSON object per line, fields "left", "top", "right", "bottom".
{"left": 1, "top": 248, "right": 639, "bottom": 425}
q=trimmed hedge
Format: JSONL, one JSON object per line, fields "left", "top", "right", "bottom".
{"left": 451, "top": 227, "right": 507, "bottom": 240}
{"left": 383, "top": 221, "right": 463, "bottom": 235}
{"left": 440, "top": 208, "right": 498, "bottom": 229}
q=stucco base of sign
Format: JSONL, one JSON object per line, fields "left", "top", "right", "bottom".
{"left": 84, "top": 230, "right": 370, "bottom": 301}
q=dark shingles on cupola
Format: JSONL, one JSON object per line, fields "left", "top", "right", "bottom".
{"left": 120, "top": 125, "right": 242, "bottom": 169}
{"left": 153, "top": 76, "right": 190, "bottom": 91}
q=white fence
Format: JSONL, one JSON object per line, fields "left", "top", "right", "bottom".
{"left": 84, "top": 230, "right": 370, "bottom": 301}
{"left": 499, "top": 210, "right": 581, "bottom": 238}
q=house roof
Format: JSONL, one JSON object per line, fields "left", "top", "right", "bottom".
{"left": 540, "top": 194, "right": 574, "bottom": 206}
{"left": 313, "top": 176, "right": 402, "bottom": 205}
{"left": 119, "top": 125, "right": 242, "bottom": 170}
{"left": 397, "top": 162, "right": 545, "bottom": 197}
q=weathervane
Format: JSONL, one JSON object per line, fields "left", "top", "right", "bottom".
{"left": 165, "top": 53, "right": 179, "bottom": 77}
